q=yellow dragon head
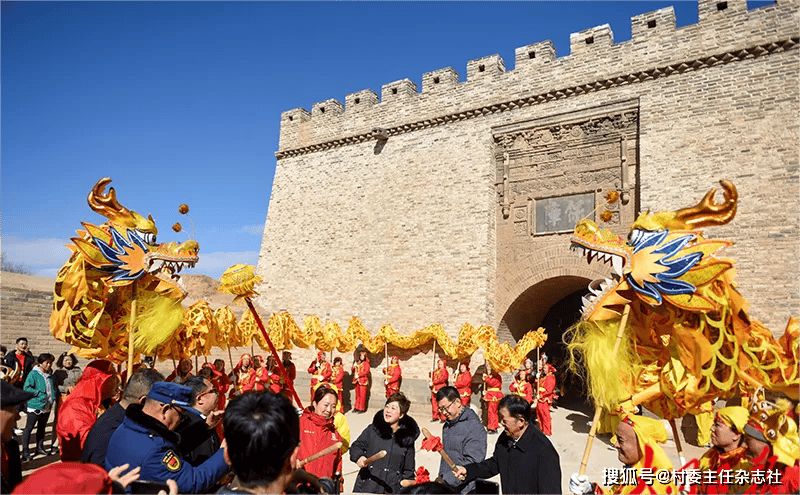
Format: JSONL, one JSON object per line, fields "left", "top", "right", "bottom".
{"left": 571, "top": 180, "right": 737, "bottom": 322}
{"left": 567, "top": 180, "right": 798, "bottom": 420}
{"left": 51, "top": 178, "right": 200, "bottom": 362}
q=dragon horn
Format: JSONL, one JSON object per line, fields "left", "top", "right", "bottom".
{"left": 672, "top": 179, "right": 738, "bottom": 229}
{"left": 88, "top": 178, "right": 132, "bottom": 223}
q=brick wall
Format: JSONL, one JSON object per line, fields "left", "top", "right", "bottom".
{"left": 260, "top": 0, "right": 799, "bottom": 381}
{"left": 1, "top": 287, "right": 72, "bottom": 357}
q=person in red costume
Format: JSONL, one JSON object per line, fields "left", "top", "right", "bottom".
{"left": 308, "top": 351, "right": 333, "bottom": 401}
{"left": 536, "top": 362, "right": 556, "bottom": 435}
{"left": 231, "top": 353, "right": 252, "bottom": 397}
{"left": 430, "top": 358, "right": 449, "bottom": 421}
{"left": 510, "top": 370, "right": 533, "bottom": 404}
{"left": 454, "top": 361, "right": 472, "bottom": 406}
{"left": 351, "top": 351, "right": 370, "bottom": 413}
{"left": 211, "top": 359, "right": 231, "bottom": 411}
{"left": 383, "top": 356, "right": 402, "bottom": 399}
{"left": 298, "top": 386, "right": 343, "bottom": 482}
{"left": 56, "top": 360, "right": 120, "bottom": 462}
{"left": 166, "top": 358, "right": 193, "bottom": 384}
{"left": 242, "top": 355, "right": 270, "bottom": 393}
{"left": 265, "top": 355, "right": 283, "bottom": 394}
{"left": 331, "top": 357, "right": 345, "bottom": 413}
{"left": 281, "top": 350, "right": 298, "bottom": 404}
{"left": 481, "top": 363, "right": 503, "bottom": 433}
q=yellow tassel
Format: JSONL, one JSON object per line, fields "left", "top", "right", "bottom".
{"left": 132, "top": 293, "right": 184, "bottom": 354}
{"left": 567, "top": 319, "right": 637, "bottom": 410}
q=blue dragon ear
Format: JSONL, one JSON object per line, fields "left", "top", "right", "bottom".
{"left": 652, "top": 278, "right": 697, "bottom": 295}
{"left": 658, "top": 251, "right": 703, "bottom": 279}
{"left": 109, "top": 226, "right": 132, "bottom": 251}
{"left": 653, "top": 234, "right": 695, "bottom": 257}
{"left": 111, "top": 268, "right": 145, "bottom": 282}
{"left": 92, "top": 226, "right": 147, "bottom": 281}
{"left": 628, "top": 278, "right": 663, "bottom": 304}
{"left": 94, "top": 237, "right": 123, "bottom": 265}
{"left": 126, "top": 228, "right": 149, "bottom": 252}
{"left": 632, "top": 230, "right": 668, "bottom": 254}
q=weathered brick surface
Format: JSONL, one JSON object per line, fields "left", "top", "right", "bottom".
{"left": 260, "top": 0, "right": 799, "bottom": 387}
{"left": 1, "top": 287, "right": 73, "bottom": 357}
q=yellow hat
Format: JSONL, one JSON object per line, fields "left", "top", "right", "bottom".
{"left": 716, "top": 406, "right": 748, "bottom": 433}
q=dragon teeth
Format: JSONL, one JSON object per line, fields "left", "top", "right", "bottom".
{"left": 612, "top": 255, "right": 624, "bottom": 276}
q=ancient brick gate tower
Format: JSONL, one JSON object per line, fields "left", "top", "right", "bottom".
{"left": 257, "top": 0, "right": 799, "bottom": 401}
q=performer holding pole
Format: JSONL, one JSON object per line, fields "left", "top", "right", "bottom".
{"left": 352, "top": 350, "right": 370, "bottom": 412}
{"left": 384, "top": 356, "right": 401, "bottom": 398}
{"left": 217, "top": 264, "right": 304, "bottom": 409}
{"left": 482, "top": 362, "right": 503, "bottom": 434}
{"left": 430, "top": 357, "right": 449, "bottom": 421}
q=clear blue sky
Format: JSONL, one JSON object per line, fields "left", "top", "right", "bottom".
{"left": 2, "top": 1, "right": 772, "bottom": 279}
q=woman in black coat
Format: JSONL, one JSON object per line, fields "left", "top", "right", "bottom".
{"left": 350, "top": 392, "right": 420, "bottom": 494}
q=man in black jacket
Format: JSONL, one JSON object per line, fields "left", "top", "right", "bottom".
{"left": 1, "top": 381, "right": 34, "bottom": 493}
{"left": 2, "top": 338, "right": 34, "bottom": 390}
{"left": 82, "top": 368, "right": 164, "bottom": 466}
{"left": 453, "top": 394, "right": 561, "bottom": 494}
{"left": 177, "top": 376, "right": 223, "bottom": 466}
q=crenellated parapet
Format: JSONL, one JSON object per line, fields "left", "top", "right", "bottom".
{"left": 277, "top": 0, "right": 799, "bottom": 157}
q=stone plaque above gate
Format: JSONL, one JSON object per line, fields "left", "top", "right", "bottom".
{"left": 534, "top": 193, "right": 594, "bottom": 234}
{"left": 492, "top": 99, "right": 639, "bottom": 258}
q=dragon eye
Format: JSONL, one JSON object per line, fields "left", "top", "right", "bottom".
{"left": 135, "top": 230, "right": 157, "bottom": 246}
{"left": 628, "top": 229, "right": 644, "bottom": 247}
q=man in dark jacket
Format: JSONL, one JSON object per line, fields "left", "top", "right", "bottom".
{"left": 454, "top": 394, "right": 561, "bottom": 494}
{"left": 436, "top": 386, "right": 486, "bottom": 493}
{"left": 177, "top": 376, "right": 223, "bottom": 465}
{"left": 82, "top": 368, "right": 163, "bottom": 466}
{"left": 1, "top": 381, "right": 34, "bottom": 493}
{"left": 350, "top": 392, "right": 420, "bottom": 494}
{"left": 105, "top": 382, "right": 229, "bottom": 493}
{"left": 2, "top": 338, "right": 34, "bottom": 390}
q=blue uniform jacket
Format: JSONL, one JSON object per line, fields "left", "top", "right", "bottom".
{"left": 105, "top": 403, "right": 229, "bottom": 493}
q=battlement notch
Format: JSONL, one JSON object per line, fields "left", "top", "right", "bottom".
{"left": 467, "top": 54, "right": 505, "bottom": 82}
{"left": 631, "top": 7, "right": 676, "bottom": 39}
{"left": 312, "top": 98, "right": 344, "bottom": 118}
{"left": 569, "top": 24, "right": 614, "bottom": 57}
{"left": 698, "top": 0, "right": 748, "bottom": 23}
{"left": 381, "top": 79, "right": 418, "bottom": 103}
{"left": 281, "top": 107, "right": 311, "bottom": 124}
{"left": 345, "top": 89, "right": 379, "bottom": 112}
{"left": 514, "top": 41, "right": 556, "bottom": 69}
{"left": 422, "top": 68, "right": 459, "bottom": 94}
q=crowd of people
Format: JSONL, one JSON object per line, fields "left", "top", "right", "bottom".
{"left": 1, "top": 339, "right": 798, "bottom": 494}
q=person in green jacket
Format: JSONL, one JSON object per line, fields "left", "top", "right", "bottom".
{"left": 21, "top": 353, "right": 56, "bottom": 461}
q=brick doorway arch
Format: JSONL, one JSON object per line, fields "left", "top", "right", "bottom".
{"left": 499, "top": 275, "right": 589, "bottom": 343}
{"left": 496, "top": 246, "right": 610, "bottom": 340}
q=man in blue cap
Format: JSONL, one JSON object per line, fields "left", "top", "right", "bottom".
{"left": 105, "top": 381, "right": 230, "bottom": 493}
